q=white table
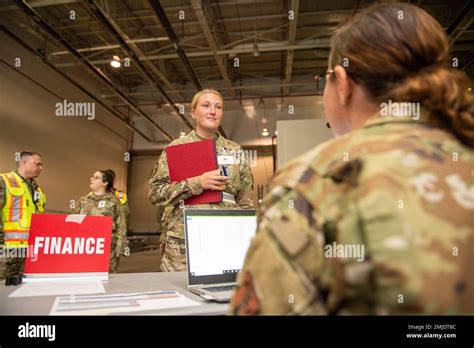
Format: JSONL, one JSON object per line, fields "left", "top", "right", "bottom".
{"left": 0, "top": 272, "right": 229, "bottom": 315}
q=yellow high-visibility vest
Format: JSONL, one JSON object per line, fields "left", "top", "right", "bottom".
{"left": 0, "top": 171, "right": 46, "bottom": 248}
{"left": 114, "top": 190, "right": 127, "bottom": 205}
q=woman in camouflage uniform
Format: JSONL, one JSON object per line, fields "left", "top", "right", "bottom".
{"left": 74, "top": 170, "right": 127, "bottom": 273}
{"left": 148, "top": 89, "right": 255, "bottom": 272}
{"left": 231, "top": 3, "right": 473, "bottom": 315}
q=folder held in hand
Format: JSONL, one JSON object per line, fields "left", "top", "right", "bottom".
{"left": 166, "top": 139, "right": 223, "bottom": 205}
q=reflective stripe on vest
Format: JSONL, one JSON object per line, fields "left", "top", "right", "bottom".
{"left": 0, "top": 172, "right": 45, "bottom": 248}
{"left": 10, "top": 194, "right": 23, "bottom": 222}
{"left": 115, "top": 190, "right": 127, "bottom": 205}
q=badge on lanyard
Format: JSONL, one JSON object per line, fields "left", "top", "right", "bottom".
{"left": 98, "top": 200, "right": 106, "bottom": 208}
{"left": 33, "top": 191, "right": 41, "bottom": 202}
{"left": 218, "top": 155, "right": 234, "bottom": 165}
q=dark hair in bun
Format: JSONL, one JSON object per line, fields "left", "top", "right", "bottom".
{"left": 99, "top": 169, "right": 115, "bottom": 192}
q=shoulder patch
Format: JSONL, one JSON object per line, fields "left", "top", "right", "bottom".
{"left": 231, "top": 271, "right": 261, "bottom": 315}
{"left": 270, "top": 215, "right": 309, "bottom": 257}
{"left": 325, "top": 159, "right": 363, "bottom": 186}
{"left": 299, "top": 167, "right": 317, "bottom": 184}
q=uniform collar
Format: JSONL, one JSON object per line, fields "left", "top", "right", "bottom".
{"left": 189, "top": 130, "right": 223, "bottom": 143}
{"left": 360, "top": 106, "right": 430, "bottom": 130}
{"left": 88, "top": 191, "right": 114, "bottom": 200}
{"left": 13, "top": 170, "right": 35, "bottom": 187}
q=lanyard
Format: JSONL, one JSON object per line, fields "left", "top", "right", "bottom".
{"left": 16, "top": 173, "right": 40, "bottom": 212}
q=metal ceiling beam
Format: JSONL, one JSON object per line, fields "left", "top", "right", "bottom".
{"left": 2, "top": 0, "right": 277, "bottom": 12}
{"left": 15, "top": 0, "right": 173, "bottom": 141}
{"left": 49, "top": 37, "right": 169, "bottom": 56}
{"left": 50, "top": 12, "right": 337, "bottom": 33}
{"left": 446, "top": 1, "right": 474, "bottom": 47}
{"left": 55, "top": 39, "right": 331, "bottom": 67}
{"left": 283, "top": 0, "right": 299, "bottom": 96}
{"left": 0, "top": 0, "right": 77, "bottom": 11}
{"left": 140, "top": 0, "right": 189, "bottom": 87}
{"left": 408, "top": 0, "right": 424, "bottom": 6}
{"left": 82, "top": 0, "right": 190, "bottom": 125}
{"left": 102, "top": 80, "right": 320, "bottom": 100}
{"left": 148, "top": 0, "right": 227, "bottom": 138}
{"left": 54, "top": 24, "right": 294, "bottom": 54}
{"left": 191, "top": 0, "right": 235, "bottom": 99}
{"left": 0, "top": 24, "right": 152, "bottom": 142}
{"left": 148, "top": 0, "right": 202, "bottom": 90}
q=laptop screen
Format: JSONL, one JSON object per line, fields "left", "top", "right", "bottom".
{"left": 184, "top": 209, "right": 257, "bottom": 286}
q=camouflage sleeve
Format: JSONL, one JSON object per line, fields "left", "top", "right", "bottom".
{"left": 159, "top": 230, "right": 167, "bottom": 245}
{"left": 122, "top": 201, "right": 130, "bottom": 217}
{"left": 71, "top": 197, "right": 83, "bottom": 214}
{"left": 148, "top": 150, "right": 204, "bottom": 207}
{"left": 236, "top": 149, "right": 255, "bottom": 209}
{"left": 114, "top": 202, "right": 128, "bottom": 255}
{"left": 156, "top": 206, "right": 166, "bottom": 244}
{"left": 229, "top": 187, "right": 324, "bottom": 315}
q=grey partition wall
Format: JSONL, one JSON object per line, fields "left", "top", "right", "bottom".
{"left": 276, "top": 119, "right": 333, "bottom": 170}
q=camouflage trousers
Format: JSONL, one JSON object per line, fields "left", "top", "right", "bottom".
{"left": 0, "top": 247, "right": 26, "bottom": 281}
{"left": 160, "top": 236, "right": 187, "bottom": 272}
{"left": 0, "top": 232, "right": 26, "bottom": 280}
{"left": 109, "top": 235, "right": 120, "bottom": 274}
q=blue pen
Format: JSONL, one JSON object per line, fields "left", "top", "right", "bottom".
{"left": 220, "top": 165, "right": 228, "bottom": 177}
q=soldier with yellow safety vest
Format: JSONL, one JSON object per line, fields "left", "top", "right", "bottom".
{"left": 0, "top": 151, "right": 46, "bottom": 283}
{"left": 114, "top": 187, "right": 129, "bottom": 217}
{"left": 114, "top": 189, "right": 127, "bottom": 206}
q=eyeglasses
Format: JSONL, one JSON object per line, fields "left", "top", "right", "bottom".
{"left": 314, "top": 69, "right": 334, "bottom": 90}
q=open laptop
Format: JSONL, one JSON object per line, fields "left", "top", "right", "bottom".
{"left": 184, "top": 208, "right": 257, "bottom": 302}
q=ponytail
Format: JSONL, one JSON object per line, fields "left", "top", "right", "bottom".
{"left": 99, "top": 169, "right": 116, "bottom": 192}
{"left": 385, "top": 67, "right": 474, "bottom": 147}
{"left": 330, "top": 3, "right": 474, "bottom": 148}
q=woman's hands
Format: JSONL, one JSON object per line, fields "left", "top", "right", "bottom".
{"left": 199, "top": 169, "right": 228, "bottom": 190}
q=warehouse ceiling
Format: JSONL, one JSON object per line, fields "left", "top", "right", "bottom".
{"left": 1, "top": 0, "right": 473, "bottom": 145}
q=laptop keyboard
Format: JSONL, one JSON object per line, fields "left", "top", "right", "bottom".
{"left": 206, "top": 285, "right": 236, "bottom": 292}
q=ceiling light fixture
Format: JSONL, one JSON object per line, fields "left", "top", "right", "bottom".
{"left": 253, "top": 41, "right": 260, "bottom": 57}
{"left": 262, "top": 128, "right": 269, "bottom": 137}
{"left": 110, "top": 55, "right": 121, "bottom": 68}
{"left": 180, "top": 131, "right": 186, "bottom": 138}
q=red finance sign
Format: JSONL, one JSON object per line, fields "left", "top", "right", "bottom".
{"left": 24, "top": 214, "right": 112, "bottom": 277}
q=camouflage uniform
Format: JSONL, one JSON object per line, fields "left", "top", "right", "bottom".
{"left": 157, "top": 206, "right": 173, "bottom": 246}
{"left": 148, "top": 130, "right": 255, "bottom": 272}
{"left": 73, "top": 191, "right": 127, "bottom": 273}
{"left": 230, "top": 115, "right": 474, "bottom": 315}
{"left": 0, "top": 171, "right": 45, "bottom": 280}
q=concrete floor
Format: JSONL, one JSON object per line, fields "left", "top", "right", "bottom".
{"left": 117, "top": 249, "right": 162, "bottom": 273}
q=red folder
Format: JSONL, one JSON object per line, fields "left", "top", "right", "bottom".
{"left": 166, "top": 139, "right": 223, "bottom": 205}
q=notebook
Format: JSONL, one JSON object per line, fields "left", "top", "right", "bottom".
{"left": 184, "top": 208, "right": 257, "bottom": 302}
{"left": 166, "top": 139, "right": 222, "bottom": 205}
